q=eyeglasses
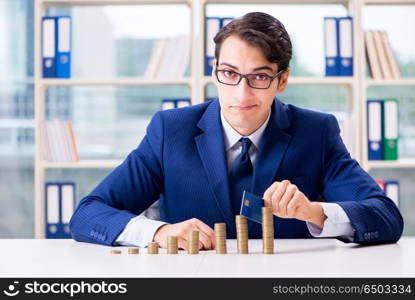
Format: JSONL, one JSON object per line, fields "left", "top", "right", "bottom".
{"left": 215, "top": 68, "right": 286, "bottom": 89}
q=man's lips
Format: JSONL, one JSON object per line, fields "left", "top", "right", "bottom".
{"left": 230, "top": 105, "right": 256, "bottom": 111}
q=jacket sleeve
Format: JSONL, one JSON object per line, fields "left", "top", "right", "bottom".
{"left": 321, "top": 114, "right": 404, "bottom": 245}
{"left": 69, "top": 111, "right": 165, "bottom": 246}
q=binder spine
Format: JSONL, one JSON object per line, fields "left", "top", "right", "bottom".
{"left": 42, "top": 17, "right": 57, "bottom": 78}
{"left": 338, "top": 17, "right": 353, "bottom": 76}
{"left": 367, "top": 100, "right": 384, "bottom": 160}
{"left": 324, "top": 17, "right": 339, "bottom": 76}
{"left": 56, "top": 16, "right": 72, "bottom": 78}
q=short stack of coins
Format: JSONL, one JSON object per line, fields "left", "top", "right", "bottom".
{"left": 147, "top": 242, "right": 159, "bottom": 254}
{"left": 262, "top": 207, "right": 274, "bottom": 254}
{"left": 167, "top": 236, "right": 178, "bottom": 254}
{"left": 187, "top": 230, "right": 199, "bottom": 254}
{"left": 236, "top": 215, "right": 249, "bottom": 254}
{"left": 128, "top": 248, "right": 139, "bottom": 255}
{"left": 214, "top": 223, "right": 227, "bottom": 254}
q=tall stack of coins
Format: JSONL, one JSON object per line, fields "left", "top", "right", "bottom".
{"left": 187, "top": 230, "right": 199, "bottom": 254}
{"left": 167, "top": 236, "right": 178, "bottom": 254}
{"left": 262, "top": 207, "right": 274, "bottom": 254}
{"left": 214, "top": 223, "right": 227, "bottom": 254}
{"left": 236, "top": 215, "right": 249, "bottom": 254}
{"left": 147, "top": 242, "right": 159, "bottom": 254}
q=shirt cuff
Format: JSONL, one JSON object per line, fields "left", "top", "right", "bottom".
{"left": 306, "top": 202, "right": 355, "bottom": 241}
{"left": 115, "top": 215, "right": 168, "bottom": 247}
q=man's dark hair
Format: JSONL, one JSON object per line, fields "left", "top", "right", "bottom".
{"left": 213, "top": 12, "right": 292, "bottom": 72}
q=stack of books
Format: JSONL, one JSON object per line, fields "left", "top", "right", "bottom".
{"left": 40, "top": 120, "right": 79, "bottom": 162}
{"left": 365, "top": 30, "right": 401, "bottom": 80}
{"left": 145, "top": 35, "right": 191, "bottom": 79}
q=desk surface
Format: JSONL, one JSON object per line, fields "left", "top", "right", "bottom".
{"left": 1, "top": 238, "right": 414, "bottom": 277}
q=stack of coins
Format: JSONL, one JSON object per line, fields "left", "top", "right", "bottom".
{"left": 167, "top": 236, "right": 178, "bottom": 254}
{"left": 128, "top": 248, "right": 139, "bottom": 255}
{"left": 214, "top": 223, "right": 227, "bottom": 254}
{"left": 110, "top": 249, "right": 121, "bottom": 255}
{"left": 147, "top": 242, "right": 159, "bottom": 254}
{"left": 236, "top": 215, "right": 249, "bottom": 254}
{"left": 262, "top": 207, "right": 274, "bottom": 254}
{"left": 187, "top": 230, "right": 199, "bottom": 254}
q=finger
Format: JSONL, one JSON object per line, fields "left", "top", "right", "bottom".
{"left": 177, "top": 237, "right": 188, "bottom": 251}
{"left": 263, "top": 182, "right": 280, "bottom": 207}
{"left": 279, "top": 184, "right": 297, "bottom": 216}
{"left": 286, "top": 190, "right": 302, "bottom": 217}
{"left": 195, "top": 221, "right": 215, "bottom": 249}
{"left": 197, "top": 229, "right": 212, "bottom": 250}
{"left": 271, "top": 180, "right": 290, "bottom": 214}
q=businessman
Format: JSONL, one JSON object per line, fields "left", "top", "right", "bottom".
{"left": 69, "top": 12, "right": 403, "bottom": 250}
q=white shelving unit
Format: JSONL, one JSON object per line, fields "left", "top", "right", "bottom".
{"left": 34, "top": 0, "right": 197, "bottom": 238}
{"left": 358, "top": 0, "right": 415, "bottom": 171}
{"left": 34, "top": 0, "right": 415, "bottom": 238}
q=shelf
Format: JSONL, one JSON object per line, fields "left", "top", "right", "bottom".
{"left": 364, "top": 0, "right": 415, "bottom": 5}
{"left": 41, "top": 159, "right": 123, "bottom": 169}
{"left": 204, "top": 0, "right": 350, "bottom": 4}
{"left": 365, "top": 78, "right": 415, "bottom": 86}
{"left": 41, "top": 0, "right": 191, "bottom": 7}
{"left": 40, "top": 78, "right": 192, "bottom": 87}
{"left": 365, "top": 159, "right": 415, "bottom": 170}
{"left": 202, "top": 76, "right": 355, "bottom": 86}
{"left": 0, "top": 119, "right": 35, "bottom": 128}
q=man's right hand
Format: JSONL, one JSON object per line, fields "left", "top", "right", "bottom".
{"left": 153, "top": 218, "right": 216, "bottom": 250}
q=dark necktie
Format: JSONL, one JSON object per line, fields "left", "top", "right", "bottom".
{"left": 229, "top": 138, "right": 253, "bottom": 215}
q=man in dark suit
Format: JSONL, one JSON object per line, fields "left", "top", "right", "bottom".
{"left": 69, "top": 12, "right": 403, "bottom": 250}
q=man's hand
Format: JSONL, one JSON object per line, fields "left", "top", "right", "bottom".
{"left": 153, "top": 218, "right": 216, "bottom": 250}
{"left": 263, "top": 180, "right": 327, "bottom": 228}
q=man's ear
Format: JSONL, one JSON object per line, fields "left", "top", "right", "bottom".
{"left": 211, "top": 59, "right": 217, "bottom": 77}
{"left": 276, "top": 69, "right": 290, "bottom": 93}
{"left": 211, "top": 59, "right": 218, "bottom": 86}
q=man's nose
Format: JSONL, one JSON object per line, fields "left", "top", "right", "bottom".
{"left": 234, "top": 77, "right": 254, "bottom": 101}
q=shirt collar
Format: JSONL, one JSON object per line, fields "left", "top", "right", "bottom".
{"left": 221, "top": 109, "right": 271, "bottom": 151}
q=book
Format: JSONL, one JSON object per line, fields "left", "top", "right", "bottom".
{"left": 40, "top": 120, "right": 79, "bottom": 162}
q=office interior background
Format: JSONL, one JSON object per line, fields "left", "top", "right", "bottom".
{"left": 0, "top": 0, "right": 414, "bottom": 239}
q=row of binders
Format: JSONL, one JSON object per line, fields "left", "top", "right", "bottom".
{"left": 376, "top": 179, "right": 400, "bottom": 208}
{"left": 40, "top": 120, "right": 80, "bottom": 162}
{"left": 45, "top": 182, "right": 75, "bottom": 238}
{"left": 42, "top": 16, "right": 72, "bottom": 78}
{"left": 324, "top": 16, "right": 353, "bottom": 76}
{"left": 367, "top": 98, "right": 398, "bottom": 161}
{"left": 161, "top": 98, "right": 191, "bottom": 110}
{"left": 365, "top": 30, "right": 400, "bottom": 80}
{"left": 205, "top": 17, "right": 234, "bottom": 76}
{"left": 145, "top": 35, "right": 191, "bottom": 79}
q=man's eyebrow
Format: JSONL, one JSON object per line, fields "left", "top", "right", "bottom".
{"left": 219, "top": 62, "right": 275, "bottom": 72}
{"left": 219, "top": 62, "right": 239, "bottom": 70}
{"left": 252, "top": 65, "right": 275, "bottom": 72}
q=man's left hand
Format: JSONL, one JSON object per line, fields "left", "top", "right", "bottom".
{"left": 262, "top": 180, "right": 327, "bottom": 228}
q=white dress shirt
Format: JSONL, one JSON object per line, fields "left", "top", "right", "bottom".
{"left": 116, "top": 109, "right": 355, "bottom": 247}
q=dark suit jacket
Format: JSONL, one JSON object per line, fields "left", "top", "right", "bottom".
{"left": 69, "top": 98, "right": 403, "bottom": 245}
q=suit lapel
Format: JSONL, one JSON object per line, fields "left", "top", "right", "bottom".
{"left": 252, "top": 98, "right": 292, "bottom": 196}
{"left": 195, "top": 100, "right": 234, "bottom": 226}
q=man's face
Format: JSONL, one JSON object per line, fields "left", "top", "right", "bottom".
{"left": 212, "top": 35, "right": 289, "bottom": 134}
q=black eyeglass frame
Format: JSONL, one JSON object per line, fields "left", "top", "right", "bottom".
{"left": 214, "top": 67, "right": 286, "bottom": 89}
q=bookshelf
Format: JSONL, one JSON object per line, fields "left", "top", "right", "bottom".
{"left": 33, "top": 0, "right": 415, "bottom": 238}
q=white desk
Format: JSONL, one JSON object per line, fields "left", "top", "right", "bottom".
{"left": 1, "top": 238, "right": 414, "bottom": 277}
